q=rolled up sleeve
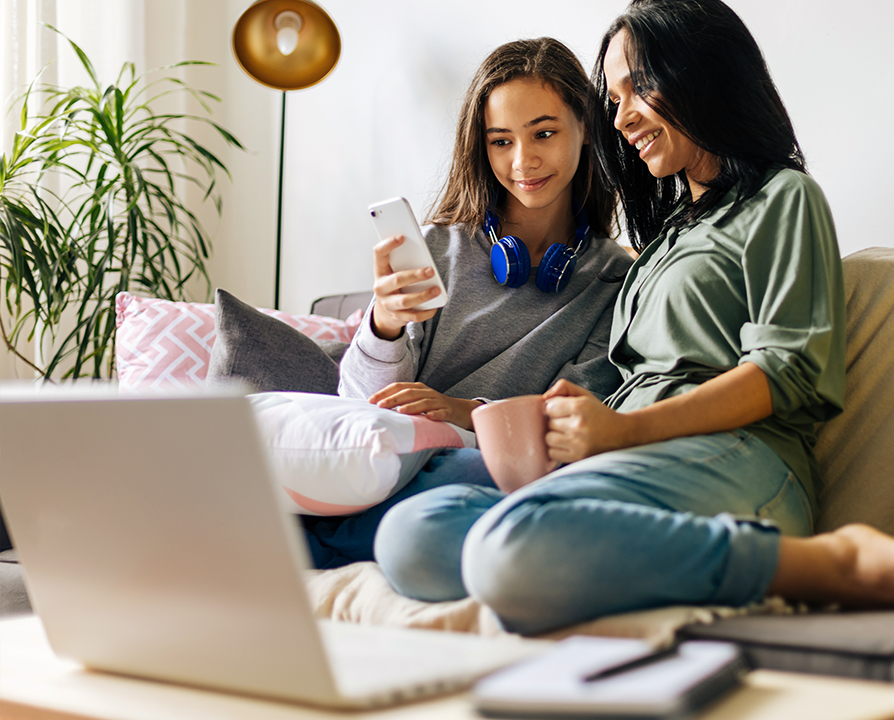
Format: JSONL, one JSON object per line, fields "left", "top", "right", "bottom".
{"left": 737, "top": 173, "right": 845, "bottom": 422}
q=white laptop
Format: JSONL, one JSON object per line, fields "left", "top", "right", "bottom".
{"left": 0, "top": 386, "right": 541, "bottom": 708}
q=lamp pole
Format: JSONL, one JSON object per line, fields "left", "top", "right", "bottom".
{"left": 275, "top": 92, "right": 287, "bottom": 310}
{"left": 231, "top": 0, "right": 341, "bottom": 311}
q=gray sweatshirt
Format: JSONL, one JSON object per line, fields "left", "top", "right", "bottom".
{"left": 338, "top": 223, "right": 634, "bottom": 402}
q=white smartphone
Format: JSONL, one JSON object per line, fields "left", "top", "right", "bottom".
{"left": 368, "top": 197, "right": 448, "bottom": 311}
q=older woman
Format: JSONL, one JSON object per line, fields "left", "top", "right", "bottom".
{"left": 374, "top": 0, "right": 894, "bottom": 635}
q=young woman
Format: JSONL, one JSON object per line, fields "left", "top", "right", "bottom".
{"left": 301, "top": 38, "right": 634, "bottom": 568}
{"left": 374, "top": 0, "right": 894, "bottom": 634}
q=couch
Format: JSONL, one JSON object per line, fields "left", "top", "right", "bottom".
{"left": 2, "top": 246, "right": 893, "bottom": 678}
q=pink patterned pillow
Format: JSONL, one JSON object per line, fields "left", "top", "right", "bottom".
{"left": 115, "top": 292, "right": 362, "bottom": 393}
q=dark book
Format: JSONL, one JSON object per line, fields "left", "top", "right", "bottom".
{"left": 680, "top": 610, "right": 894, "bottom": 682}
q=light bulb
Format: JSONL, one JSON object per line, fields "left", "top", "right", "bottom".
{"left": 275, "top": 11, "right": 303, "bottom": 55}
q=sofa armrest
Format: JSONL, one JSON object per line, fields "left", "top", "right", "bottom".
{"left": 815, "top": 247, "right": 894, "bottom": 535}
{"left": 311, "top": 291, "right": 373, "bottom": 321}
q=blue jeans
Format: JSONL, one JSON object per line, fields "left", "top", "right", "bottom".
{"left": 374, "top": 430, "right": 812, "bottom": 635}
{"left": 299, "top": 448, "right": 496, "bottom": 569}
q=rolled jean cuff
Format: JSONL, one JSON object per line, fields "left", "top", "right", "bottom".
{"left": 713, "top": 513, "right": 782, "bottom": 606}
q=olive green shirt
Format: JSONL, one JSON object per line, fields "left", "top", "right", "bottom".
{"left": 606, "top": 168, "right": 846, "bottom": 517}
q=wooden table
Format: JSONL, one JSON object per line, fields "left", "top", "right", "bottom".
{"left": 2, "top": 616, "right": 893, "bottom": 720}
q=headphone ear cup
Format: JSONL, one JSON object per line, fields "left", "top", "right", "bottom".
{"left": 491, "top": 236, "right": 531, "bottom": 288}
{"left": 536, "top": 243, "right": 578, "bottom": 293}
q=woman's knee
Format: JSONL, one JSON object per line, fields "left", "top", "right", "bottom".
{"left": 460, "top": 492, "right": 644, "bottom": 635}
{"left": 460, "top": 496, "right": 580, "bottom": 634}
{"left": 461, "top": 514, "right": 527, "bottom": 622}
{"left": 374, "top": 484, "right": 502, "bottom": 602}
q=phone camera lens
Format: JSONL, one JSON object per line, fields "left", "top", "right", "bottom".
{"left": 370, "top": 210, "right": 377, "bottom": 218}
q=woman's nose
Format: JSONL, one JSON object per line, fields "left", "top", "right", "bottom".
{"left": 613, "top": 97, "right": 637, "bottom": 132}
{"left": 512, "top": 142, "right": 539, "bottom": 172}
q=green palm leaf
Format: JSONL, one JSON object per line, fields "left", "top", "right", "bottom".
{"left": 0, "top": 25, "right": 244, "bottom": 379}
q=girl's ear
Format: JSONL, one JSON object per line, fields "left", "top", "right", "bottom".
{"left": 579, "top": 124, "right": 591, "bottom": 147}
{"left": 578, "top": 114, "right": 591, "bottom": 145}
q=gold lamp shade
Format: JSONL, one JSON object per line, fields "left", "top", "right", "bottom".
{"left": 232, "top": 0, "right": 341, "bottom": 91}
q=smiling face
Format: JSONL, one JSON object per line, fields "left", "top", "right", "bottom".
{"left": 603, "top": 30, "right": 719, "bottom": 199}
{"left": 484, "top": 77, "right": 586, "bottom": 221}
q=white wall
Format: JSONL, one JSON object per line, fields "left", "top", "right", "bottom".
{"left": 3, "top": 0, "right": 893, "bottom": 380}
{"left": 279, "top": 0, "right": 894, "bottom": 315}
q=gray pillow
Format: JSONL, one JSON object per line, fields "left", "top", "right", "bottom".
{"left": 206, "top": 288, "right": 345, "bottom": 394}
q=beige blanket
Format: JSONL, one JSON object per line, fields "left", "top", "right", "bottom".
{"left": 306, "top": 561, "right": 796, "bottom": 644}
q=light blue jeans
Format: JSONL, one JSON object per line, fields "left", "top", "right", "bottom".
{"left": 374, "top": 429, "right": 813, "bottom": 636}
{"left": 300, "top": 448, "right": 496, "bottom": 568}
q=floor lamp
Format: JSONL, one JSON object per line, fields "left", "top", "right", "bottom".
{"left": 232, "top": 0, "right": 341, "bottom": 310}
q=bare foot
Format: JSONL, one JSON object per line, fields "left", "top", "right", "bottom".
{"left": 832, "top": 524, "right": 894, "bottom": 604}
{"left": 768, "top": 523, "right": 894, "bottom": 607}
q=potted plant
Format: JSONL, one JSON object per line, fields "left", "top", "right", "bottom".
{"left": 0, "top": 28, "right": 243, "bottom": 379}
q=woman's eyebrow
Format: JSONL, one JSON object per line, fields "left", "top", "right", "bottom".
{"left": 526, "top": 114, "right": 560, "bottom": 127}
{"left": 485, "top": 115, "right": 561, "bottom": 135}
{"left": 606, "top": 73, "right": 632, "bottom": 98}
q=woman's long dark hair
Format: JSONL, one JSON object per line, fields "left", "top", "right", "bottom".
{"left": 429, "top": 37, "right": 614, "bottom": 240}
{"left": 591, "top": 0, "right": 806, "bottom": 252}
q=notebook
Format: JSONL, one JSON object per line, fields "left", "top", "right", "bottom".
{"left": 473, "top": 636, "right": 746, "bottom": 719}
{"left": 0, "top": 385, "right": 541, "bottom": 708}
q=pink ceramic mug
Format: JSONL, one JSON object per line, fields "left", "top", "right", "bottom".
{"left": 471, "top": 395, "right": 559, "bottom": 493}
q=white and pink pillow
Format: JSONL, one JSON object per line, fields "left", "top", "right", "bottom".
{"left": 249, "top": 392, "right": 477, "bottom": 515}
{"left": 115, "top": 292, "right": 362, "bottom": 393}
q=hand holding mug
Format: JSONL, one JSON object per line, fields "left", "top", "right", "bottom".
{"left": 543, "top": 379, "right": 628, "bottom": 463}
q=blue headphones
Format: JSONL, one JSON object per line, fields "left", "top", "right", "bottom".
{"left": 483, "top": 204, "right": 589, "bottom": 293}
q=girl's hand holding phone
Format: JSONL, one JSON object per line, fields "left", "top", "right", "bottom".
{"left": 369, "top": 381, "right": 482, "bottom": 431}
{"left": 371, "top": 235, "right": 442, "bottom": 340}
{"left": 543, "top": 379, "right": 633, "bottom": 463}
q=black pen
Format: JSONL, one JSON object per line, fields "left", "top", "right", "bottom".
{"left": 583, "top": 643, "right": 680, "bottom": 682}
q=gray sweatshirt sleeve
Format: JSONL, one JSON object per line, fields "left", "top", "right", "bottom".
{"left": 337, "top": 300, "right": 424, "bottom": 399}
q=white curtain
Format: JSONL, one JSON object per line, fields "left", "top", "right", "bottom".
{"left": 1, "top": 0, "right": 278, "bottom": 379}
{"left": 1, "top": 1, "right": 56, "bottom": 153}
{"left": 1, "top": 0, "right": 151, "bottom": 377}
{"left": 1, "top": 1, "right": 154, "bottom": 155}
